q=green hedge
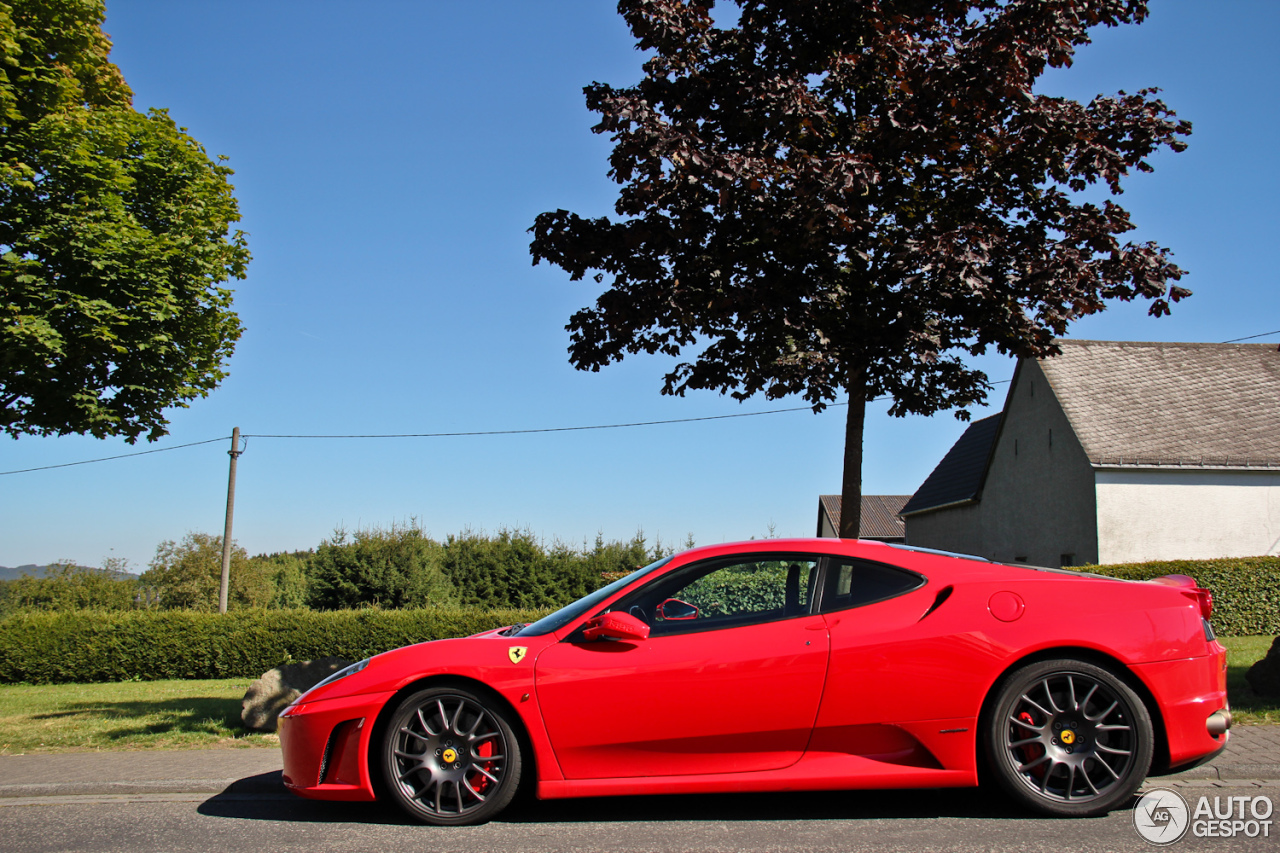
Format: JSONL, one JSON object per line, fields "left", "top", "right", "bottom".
{"left": 1081, "top": 556, "right": 1280, "bottom": 637}
{"left": 3, "top": 556, "right": 1275, "bottom": 684}
{"left": 0, "top": 607, "right": 548, "bottom": 685}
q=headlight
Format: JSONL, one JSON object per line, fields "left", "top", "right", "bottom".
{"left": 303, "top": 658, "right": 370, "bottom": 697}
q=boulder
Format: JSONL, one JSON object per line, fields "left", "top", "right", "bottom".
{"left": 1245, "top": 637, "right": 1280, "bottom": 698}
{"left": 241, "top": 656, "right": 354, "bottom": 732}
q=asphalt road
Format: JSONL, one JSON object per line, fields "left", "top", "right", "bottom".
{"left": 2, "top": 783, "right": 1277, "bottom": 853}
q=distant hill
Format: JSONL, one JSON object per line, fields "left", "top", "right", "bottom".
{"left": 0, "top": 564, "right": 57, "bottom": 581}
{"left": 0, "top": 565, "right": 138, "bottom": 581}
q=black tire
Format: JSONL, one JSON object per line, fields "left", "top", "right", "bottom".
{"left": 381, "top": 686, "right": 522, "bottom": 825}
{"left": 984, "top": 658, "right": 1153, "bottom": 817}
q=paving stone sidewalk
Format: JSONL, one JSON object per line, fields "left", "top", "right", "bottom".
{"left": 0, "top": 727, "right": 1276, "bottom": 799}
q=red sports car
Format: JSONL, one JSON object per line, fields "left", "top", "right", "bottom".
{"left": 278, "top": 538, "right": 1229, "bottom": 824}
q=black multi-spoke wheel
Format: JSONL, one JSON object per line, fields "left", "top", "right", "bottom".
{"left": 381, "top": 686, "right": 522, "bottom": 825}
{"left": 985, "top": 659, "right": 1153, "bottom": 817}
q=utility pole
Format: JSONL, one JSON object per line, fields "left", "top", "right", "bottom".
{"left": 219, "top": 427, "right": 243, "bottom": 614}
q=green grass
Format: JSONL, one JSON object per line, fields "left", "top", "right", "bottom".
{"left": 0, "top": 678, "right": 279, "bottom": 755}
{"left": 0, "top": 638, "right": 1274, "bottom": 754}
{"left": 1221, "top": 635, "right": 1279, "bottom": 725}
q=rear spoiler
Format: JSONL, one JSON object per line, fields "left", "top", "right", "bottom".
{"left": 1149, "top": 573, "right": 1214, "bottom": 621}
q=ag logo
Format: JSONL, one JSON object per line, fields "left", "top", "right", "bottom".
{"left": 508, "top": 646, "right": 528, "bottom": 664}
{"left": 1133, "top": 788, "right": 1190, "bottom": 845}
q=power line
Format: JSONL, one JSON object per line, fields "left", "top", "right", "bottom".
{"left": 1221, "top": 330, "right": 1280, "bottom": 343}
{"left": 0, "top": 436, "right": 229, "bottom": 476}
{"left": 0, "top": 404, "right": 831, "bottom": 475}
{"left": 242, "top": 404, "right": 833, "bottom": 440}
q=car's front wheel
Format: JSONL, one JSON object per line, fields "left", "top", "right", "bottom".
{"left": 985, "top": 658, "right": 1153, "bottom": 817}
{"left": 381, "top": 685, "right": 522, "bottom": 825}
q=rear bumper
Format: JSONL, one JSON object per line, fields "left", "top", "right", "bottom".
{"left": 278, "top": 690, "right": 394, "bottom": 801}
{"left": 1132, "top": 644, "right": 1230, "bottom": 772}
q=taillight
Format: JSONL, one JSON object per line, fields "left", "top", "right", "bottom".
{"left": 1195, "top": 587, "right": 1213, "bottom": 621}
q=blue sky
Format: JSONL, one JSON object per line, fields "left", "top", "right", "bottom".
{"left": 2, "top": 1, "right": 1277, "bottom": 571}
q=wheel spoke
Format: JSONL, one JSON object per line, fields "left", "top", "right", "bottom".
{"left": 1010, "top": 715, "right": 1043, "bottom": 733}
{"left": 416, "top": 706, "right": 440, "bottom": 737}
{"left": 400, "top": 726, "right": 430, "bottom": 742}
{"left": 449, "top": 701, "right": 465, "bottom": 735}
{"left": 463, "top": 778, "right": 487, "bottom": 802}
{"left": 1081, "top": 765, "right": 1101, "bottom": 795}
{"left": 1095, "top": 743, "right": 1131, "bottom": 756}
{"left": 435, "top": 699, "right": 449, "bottom": 732}
{"left": 1067, "top": 675, "right": 1078, "bottom": 712}
{"left": 1039, "top": 759, "right": 1058, "bottom": 793}
{"left": 1009, "top": 736, "right": 1042, "bottom": 748}
{"left": 1085, "top": 700, "right": 1118, "bottom": 723}
{"left": 464, "top": 710, "right": 487, "bottom": 736}
{"left": 473, "top": 765, "right": 499, "bottom": 784}
{"left": 1096, "top": 723, "right": 1131, "bottom": 733}
{"left": 1093, "top": 751, "right": 1121, "bottom": 780}
{"left": 454, "top": 779, "right": 465, "bottom": 813}
{"left": 1018, "top": 753, "right": 1051, "bottom": 773}
{"left": 1040, "top": 679, "right": 1064, "bottom": 714}
{"left": 1079, "top": 683, "right": 1099, "bottom": 713}
{"left": 1064, "top": 764, "right": 1076, "bottom": 800}
{"left": 1019, "top": 694, "right": 1053, "bottom": 718}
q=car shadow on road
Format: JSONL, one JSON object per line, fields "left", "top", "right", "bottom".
{"left": 199, "top": 775, "right": 1056, "bottom": 825}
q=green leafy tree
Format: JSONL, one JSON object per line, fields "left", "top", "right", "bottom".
{"left": 309, "top": 524, "right": 455, "bottom": 610}
{"left": 443, "top": 528, "right": 558, "bottom": 609}
{"left": 0, "top": 0, "right": 250, "bottom": 442}
{"left": 141, "top": 532, "right": 270, "bottom": 610}
{"left": 248, "top": 551, "right": 314, "bottom": 609}
{"left": 530, "top": 0, "right": 1189, "bottom": 537}
{"left": 0, "top": 558, "right": 136, "bottom": 612}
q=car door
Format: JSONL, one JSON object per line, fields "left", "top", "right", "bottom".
{"left": 808, "top": 556, "right": 989, "bottom": 767}
{"left": 534, "top": 555, "right": 831, "bottom": 780}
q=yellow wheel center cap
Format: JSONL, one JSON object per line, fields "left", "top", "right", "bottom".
{"left": 1060, "top": 729, "right": 1076, "bottom": 745}
{"left": 442, "top": 748, "right": 458, "bottom": 763}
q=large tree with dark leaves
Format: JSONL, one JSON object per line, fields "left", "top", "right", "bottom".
{"left": 531, "top": 0, "right": 1189, "bottom": 538}
{"left": 0, "top": 0, "right": 250, "bottom": 442}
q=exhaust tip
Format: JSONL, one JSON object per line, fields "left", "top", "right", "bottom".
{"left": 1207, "top": 709, "right": 1232, "bottom": 738}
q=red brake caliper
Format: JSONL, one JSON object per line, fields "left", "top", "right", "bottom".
{"left": 1018, "top": 711, "right": 1046, "bottom": 778}
{"left": 469, "top": 740, "right": 494, "bottom": 794}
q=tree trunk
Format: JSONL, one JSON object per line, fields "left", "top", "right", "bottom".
{"left": 838, "top": 370, "right": 867, "bottom": 539}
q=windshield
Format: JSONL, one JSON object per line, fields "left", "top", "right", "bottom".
{"left": 513, "top": 555, "right": 673, "bottom": 637}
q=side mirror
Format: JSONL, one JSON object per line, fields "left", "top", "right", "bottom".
{"left": 581, "top": 611, "right": 651, "bottom": 642}
{"left": 656, "top": 598, "right": 699, "bottom": 621}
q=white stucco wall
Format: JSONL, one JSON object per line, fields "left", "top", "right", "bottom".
{"left": 1095, "top": 468, "right": 1280, "bottom": 563}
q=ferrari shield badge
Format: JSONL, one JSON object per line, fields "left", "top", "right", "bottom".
{"left": 508, "top": 646, "right": 528, "bottom": 664}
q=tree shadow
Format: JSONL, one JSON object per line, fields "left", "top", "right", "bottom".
{"left": 29, "top": 696, "right": 256, "bottom": 741}
{"left": 1227, "top": 662, "right": 1278, "bottom": 718}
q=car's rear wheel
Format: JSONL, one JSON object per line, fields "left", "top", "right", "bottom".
{"left": 985, "top": 658, "right": 1153, "bottom": 817}
{"left": 381, "top": 686, "right": 522, "bottom": 825}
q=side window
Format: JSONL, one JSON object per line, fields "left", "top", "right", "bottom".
{"left": 612, "top": 557, "right": 820, "bottom": 636}
{"left": 821, "top": 559, "right": 925, "bottom": 612}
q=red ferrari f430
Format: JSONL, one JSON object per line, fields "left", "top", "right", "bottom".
{"left": 278, "top": 539, "right": 1230, "bottom": 824}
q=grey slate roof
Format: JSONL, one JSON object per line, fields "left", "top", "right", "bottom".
{"left": 899, "top": 413, "right": 1002, "bottom": 516}
{"left": 818, "top": 494, "right": 910, "bottom": 539}
{"left": 1041, "top": 340, "right": 1280, "bottom": 468}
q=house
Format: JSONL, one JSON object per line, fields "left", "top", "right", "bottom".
{"left": 816, "top": 494, "right": 909, "bottom": 541}
{"left": 900, "top": 340, "right": 1280, "bottom": 566}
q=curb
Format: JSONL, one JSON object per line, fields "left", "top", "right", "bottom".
{"left": 0, "top": 771, "right": 286, "bottom": 800}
